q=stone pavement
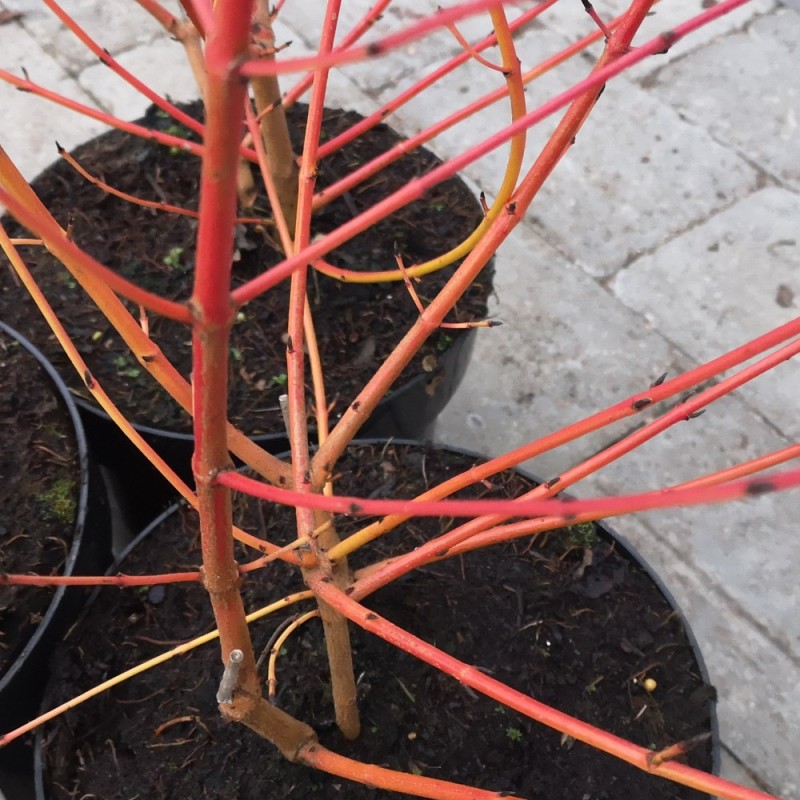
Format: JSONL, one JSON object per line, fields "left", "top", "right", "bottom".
{"left": 0, "top": 1, "right": 797, "bottom": 797}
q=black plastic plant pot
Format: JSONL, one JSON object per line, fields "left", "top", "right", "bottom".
{"left": 0, "top": 323, "right": 110, "bottom": 792}
{"left": 73, "top": 324, "right": 476, "bottom": 531}
{"left": 34, "top": 440, "right": 718, "bottom": 800}
{"left": 72, "top": 399, "right": 288, "bottom": 534}
{"left": 0, "top": 100, "right": 493, "bottom": 532}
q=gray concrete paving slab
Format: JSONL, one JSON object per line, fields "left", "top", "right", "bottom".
{"left": 644, "top": 7, "right": 800, "bottom": 190}
{"left": 611, "top": 187, "right": 800, "bottom": 441}
{"left": 0, "top": 20, "right": 106, "bottom": 179}
{"left": 77, "top": 36, "right": 202, "bottom": 119}
{"left": 366, "top": 22, "right": 761, "bottom": 278}
{"left": 2, "top": 0, "right": 163, "bottom": 74}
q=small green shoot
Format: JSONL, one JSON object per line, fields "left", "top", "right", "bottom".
{"left": 436, "top": 333, "right": 454, "bottom": 352}
{"left": 162, "top": 246, "right": 185, "bottom": 270}
{"left": 113, "top": 355, "right": 141, "bottom": 379}
{"left": 505, "top": 726, "right": 524, "bottom": 742}
{"left": 566, "top": 522, "right": 599, "bottom": 549}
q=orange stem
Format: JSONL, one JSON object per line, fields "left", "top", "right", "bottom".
{"left": 308, "top": 574, "right": 779, "bottom": 800}
{"left": 299, "top": 741, "right": 522, "bottom": 799}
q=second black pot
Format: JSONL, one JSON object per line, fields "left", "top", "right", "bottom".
{"left": 34, "top": 441, "right": 717, "bottom": 800}
{"left": 0, "top": 323, "right": 110, "bottom": 794}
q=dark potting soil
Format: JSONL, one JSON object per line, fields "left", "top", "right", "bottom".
{"left": 0, "top": 102, "right": 492, "bottom": 435}
{"left": 0, "top": 328, "right": 79, "bottom": 676}
{"left": 40, "top": 443, "right": 714, "bottom": 800}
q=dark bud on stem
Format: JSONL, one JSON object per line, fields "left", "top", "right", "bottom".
{"left": 746, "top": 479, "right": 775, "bottom": 496}
{"left": 657, "top": 30, "right": 678, "bottom": 55}
{"left": 17, "top": 67, "right": 31, "bottom": 91}
{"left": 680, "top": 388, "right": 702, "bottom": 404}
{"left": 650, "top": 371, "right": 668, "bottom": 388}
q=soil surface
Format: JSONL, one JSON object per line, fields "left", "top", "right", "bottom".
{"left": 41, "top": 443, "right": 715, "bottom": 799}
{"left": 0, "top": 328, "right": 79, "bottom": 677}
{"left": 0, "top": 103, "right": 492, "bottom": 435}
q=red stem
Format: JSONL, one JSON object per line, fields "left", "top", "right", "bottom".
{"left": 133, "top": 0, "right": 177, "bottom": 30}
{"left": 177, "top": 0, "right": 212, "bottom": 35}
{"left": 219, "top": 459, "right": 800, "bottom": 522}
{"left": 190, "top": 0, "right": 259, "bottom": 702}
{"left": 240, "top": 0, "right": 521, "bottom": 78}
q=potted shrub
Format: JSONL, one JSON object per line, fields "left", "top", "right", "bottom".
{"left": 0, "top": 1, "right": 793, "bottom": 798}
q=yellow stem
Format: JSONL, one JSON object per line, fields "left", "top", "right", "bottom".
{"left": 267, "top": 610, "right": 320, "bottom": 701}
{"left": 0, "top": 591, "right": 314, "bottom": 748}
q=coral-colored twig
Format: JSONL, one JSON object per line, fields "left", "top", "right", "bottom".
{"left": 0, "top": 571, "right": 200, "bottom": 587}
{"left": 56, "top": 145, "right": 267, "bottom": 225}
{"left": 299, "top": 740, "right": 523, "bottom": 799}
